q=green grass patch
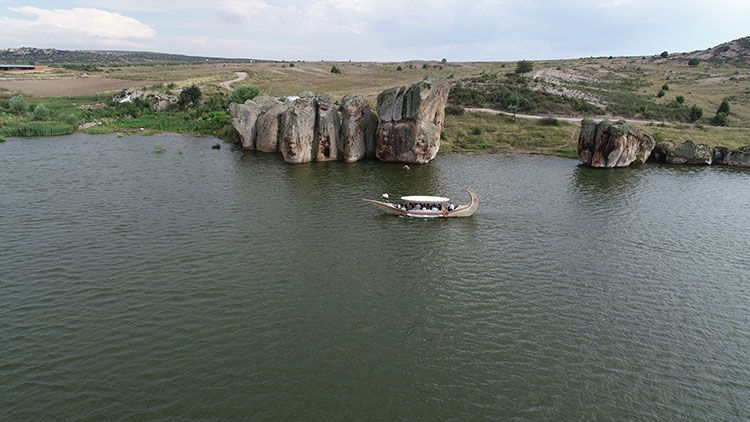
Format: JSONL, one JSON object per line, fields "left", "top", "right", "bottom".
{"left": 1, "top": 121, "right": 73, "bottom": 137}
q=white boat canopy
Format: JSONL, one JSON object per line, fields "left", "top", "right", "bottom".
{"left": 400, "top": 195, "right": 449, "bottom": 204}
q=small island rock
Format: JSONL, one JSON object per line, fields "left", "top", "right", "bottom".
{"left": 577, "top": 119, "right": 655, "bottom": 168}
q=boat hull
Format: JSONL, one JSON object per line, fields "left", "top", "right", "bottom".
{"left": 363, "top": 188, "right": 479, "bottom": 218}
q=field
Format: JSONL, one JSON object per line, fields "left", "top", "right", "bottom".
{"left": 1, "top": 44, "right": 749, "bottom": 155}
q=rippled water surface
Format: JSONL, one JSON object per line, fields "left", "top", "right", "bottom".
{"left": 2, "top": 133, "right": 750, "bottom": 420}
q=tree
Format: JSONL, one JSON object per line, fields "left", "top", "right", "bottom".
{"left": 657, "top": 90, "right": 665, "bottom": 98}
{"left": 689, "top": 105, "right": 703, "bottom": 122}
{"left": 227, "top": 84, "right": 260, "bottom": 105}
{"left": 33, "top": 104, "right": 50, "bottom": 120}
{"left": 717, "top": 99, "right": 730, "bottom": 115}
{"left": 662, "top": 83, "right": 669, "bottom": 91}
{"left": 330, "top": 65, "right": 341, "bottom": 74}
{"left": 660, "top": 51, "right": 669, "bottom": 58}
{"left": 507, "top": 92, "right": 521, "bottom": 121}
{"left": 676, "top": 95, "right": 685, "bottom": 104}
{"left": 178, "top": 85, "right": 202, "bottom": 108}
{"left": 396, "top": 66, "right": 403, "bottom": 71}
{"left": 9, "top": 95, "right": 28, "bottom": 113}
{"left": 688, "top": 58, "right": 700, "bottom": 66}
{"left": 441, "top": 58, "right": 447, "bottom": 64}
{"left": 711, "top": 112, "right": 729, "bottom": 126}
{"left": 515, "top": 60, "right": 534, "bottom": 74}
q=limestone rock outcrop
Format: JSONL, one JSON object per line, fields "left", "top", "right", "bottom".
{"left": 228, "top": 80, "right": 451, "bottom": 164}
{"left": 256, "top": 101, "right": 292, "bottom": 153}
{"left": 654, "top": 140, "right": 712, "bottom": 165}
{"left": 229, "top": 94, "right": 279, "bottom": 150}
{"left": 713, "top": 146, "right": 750, "bottom": 167}
{"left": 315, "top": 94, "right": 342, "bottom": 161}
{"left": 280, "top": 92, "right": 317, "bottom": 164}
{"left": 375, "top": 78, "right": 450, "bottom": 164}
{"left": 577, "top": 119, "right": 655, "bottom": 168}
{"left": 341, "top": 94, "right": 378, "bottom": 163}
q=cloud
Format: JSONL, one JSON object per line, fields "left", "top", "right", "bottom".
{"left": 0, "top": 6, "right": 156, "bottom": 48}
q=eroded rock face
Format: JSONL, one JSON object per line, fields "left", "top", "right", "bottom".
{"left": 375, "top": 78, "right": 450, "bottom": 164}
{"left": 279, "top": 92, "right": 317, "bottom": 164}
{"left": 341, "top": 94, "right": 378, "bottom": 163}
{"left": 229, "top": 95, "right": 280, "bottom": 150}
{"left": 713, "top": 146, "right": 750, "bottom": 167}
{"left": 315, "top": 94, "right": 341, "bottom": 161}
{"left": 577, "top": 119, "right": 655, "bottom": 168}
{"left": 657, "top": 140, "right": 712, "bottom": 165}
{"left": 256, "top": 101, "right": 293, "bottom": 153}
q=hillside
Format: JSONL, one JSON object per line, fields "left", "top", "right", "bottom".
{"left": 0, "top": 47, "right": 257, "bottom": 65}
{"left": 681, "top": 36, "right": 750, "bottom": 62}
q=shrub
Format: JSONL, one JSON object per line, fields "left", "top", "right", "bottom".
{"left": 289, "top": 62, "right": 294, "bottom": 67}
{"left": 662, "top": 83, "right": 669, "bottom": 91}
{"left": 396, "top": 66, "right": 403, "bottom": 71}
{"left": 153, "top": 143, "right": 166, "bottom": 153}
{"left": 445, "top": 105, "right": 465, "bottom": 115}
{"left": 422, "top": 63, "right": 428, "bottom": 69}
{"left": 9, "top": 95, "right": 29, "bottom": 113}
{"left": 711, "top": 112, "right": 729, "bottom": 126}
{"left": 167, "top": 83, "right": 177, "bottom": 89}
{"left": 538, "top": 117, "right": 560, "bottom": 126}
{"left": 688, "top": 105, "right": 703, "bottom": 122}
{"left": 227, "top": 84, "right": 260, "bottom": 105}
{"left": 33, "top": 104, "right": 50, "bottom": 120}
{"left": 515, "top": 60, "right": 534, "bottom": 74}
{"left": 441, "top": 58, "right": 447, "bottom": 63}
{"left": 178, "top": 85, "right": 202, "bottom": 108}
{"left": 330, "top": 65, "right": 341, "bottom": 74}
{"left": 676, "top": 95, "right": 685, "bottom": 104}
{"left": 652, "top": 132, "right": 665, "bottom": 143}
{"left": 656, "top": 90, "right": 665, "bottom": 98}
{"left": 0, "top": 135, "right": 5, "bottom": 142}
{"left": 688, "top": 58, "right": 700, "bottom": 66}
{"left": 660, "top": 51, "right": 669, "bottom": 58}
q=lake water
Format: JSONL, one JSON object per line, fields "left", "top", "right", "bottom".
{"left": 2, "top": 133, "right": 749, "bottom": 421}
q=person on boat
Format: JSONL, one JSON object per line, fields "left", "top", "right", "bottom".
{"left": 413, "top": 204, "right": 421, "bottom": 210}
{"left": 448, "top": 203, "right": 455, "bottom": 211}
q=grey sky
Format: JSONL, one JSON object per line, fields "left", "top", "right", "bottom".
{"left": 0, "top": 0, "right": 748, "bottom": 61}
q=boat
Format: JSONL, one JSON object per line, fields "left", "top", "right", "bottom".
{"left": 363, "top": 188, "right": 479, "bottom": 218}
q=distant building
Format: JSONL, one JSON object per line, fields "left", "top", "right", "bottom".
{"left": 0, "top": 64, "right": 35, "bottom": 71}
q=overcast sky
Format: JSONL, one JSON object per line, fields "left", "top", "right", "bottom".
{"left": 0, "top": 0, "right": 749, "bottom": 61}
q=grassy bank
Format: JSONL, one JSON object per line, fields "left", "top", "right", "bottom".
{"left": 440, "top": 111, "right": 750, "bottom": 158}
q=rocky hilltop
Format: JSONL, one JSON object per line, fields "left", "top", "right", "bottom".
{"left": 229, "top": 78, "right": 450, "bottom": 164}
{"left": 681, "top": 36, "right": 750, "bottom": 62}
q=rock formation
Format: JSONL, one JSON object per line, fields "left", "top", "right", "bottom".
{"left": 713, "top": 146, "right": 750, "bottom": 167}
{"left": 112, "top": 89, "right": 177, "bottom": 111}
{"left": 228, "top": 80, "right": 451, "bottom": 164}
{"left": 315, "top": 94, "right": 342, "bottom": 161}
{"left": 229, "top": 94, "right": 279, "bottom": 150}
{"left": 255, "top": 101, "right": 292, "bottom": 153}
{"left": 577, "top": 119, "right": 655, "bottom": 168}
{"left": 652, "top": 140, "right": 712, "bottom": 165}
{"left": 341, "top": 94, "right": 378, "bottom": 163}
{"left": 375, "top": 78, "right": 450, "bottom": 164}
{"left": 279, "top": 92, "right": 317, "bottom": 164}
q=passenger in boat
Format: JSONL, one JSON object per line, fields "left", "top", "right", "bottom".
{"left": 412, "top": 203, "right": 421, "bottom": 210}
{"left": 448, "top": 203, "right": 455, "bottom": 211}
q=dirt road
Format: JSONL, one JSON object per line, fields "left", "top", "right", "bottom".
{"left": 465, "top": 107, "right": 664, "bottom": 125}
{"left": 220, "top": 72, "right": 248, "bottom": 90}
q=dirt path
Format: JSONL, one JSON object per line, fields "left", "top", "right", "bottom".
{"left": 220, "top": 71, "right": 248, "bottom": 90}
{"left": 465, "top": 107, "right": 664, "bottom": 125}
